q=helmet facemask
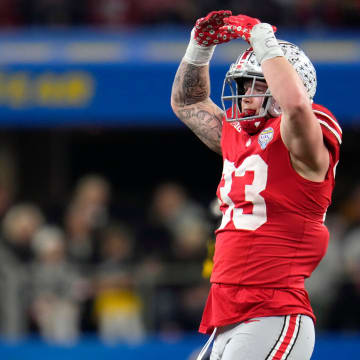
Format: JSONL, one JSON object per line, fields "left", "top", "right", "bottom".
{"left": 221, "top": 41, "right": 317, "bottom": 134}
{"left": 221, "top": 73, "right": 273, "bottom": 134}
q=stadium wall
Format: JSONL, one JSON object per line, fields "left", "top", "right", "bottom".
{"left": 0, "top": 28, "right": 358, "bottom": 127}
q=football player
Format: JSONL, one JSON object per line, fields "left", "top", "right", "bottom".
{"left": 171, "top": 10, "right": 342, "bottom": 360}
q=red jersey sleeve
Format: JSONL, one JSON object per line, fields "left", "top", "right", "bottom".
{"left": 312, "top": 103, "right": 342, "bottom": 164}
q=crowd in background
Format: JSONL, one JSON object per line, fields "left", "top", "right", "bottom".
{"left": 0, "top": 0, "right": 359, "bottom": 28}
{"left": 0, "top": 168, "right": 360, "bottom": 344}
{"left": 0, "top": 174, "right": 214, "bottom": 344}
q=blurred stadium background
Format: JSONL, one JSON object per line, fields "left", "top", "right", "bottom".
{"left": 0, "top": 0, "right": 360, "bottom": 359}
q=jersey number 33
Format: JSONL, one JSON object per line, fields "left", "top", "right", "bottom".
{"left": 219, "top": 155, "right": 268, "bottom": 231}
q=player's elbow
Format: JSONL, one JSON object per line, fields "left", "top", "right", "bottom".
{"left": 170, "top": 87, "right": 184, "bottom": 113}
{"left": 170, "top": 95, "right": 185, "bottom": 124}
{"left": 282, "top": 90, "right": 311, "bottom": 120}
{"left": 170, "top": 94, "right": 179, "bottom": 113}
{"left": 171, "top": 101, "right": 181, "bottom": 123}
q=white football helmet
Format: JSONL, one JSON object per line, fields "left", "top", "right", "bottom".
{"left": 221, "top": 40, "right": 317, "bottom": 133}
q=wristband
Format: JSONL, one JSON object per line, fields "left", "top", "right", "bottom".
{"left": 183, "top": 28, "right": 216, "bottom": 66}
{"left": 250, "top": 23, "right": 284, "bottom": 64}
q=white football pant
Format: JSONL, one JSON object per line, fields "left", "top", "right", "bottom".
{"left": 197, "top": 314, "right": 315, "bottom": 360}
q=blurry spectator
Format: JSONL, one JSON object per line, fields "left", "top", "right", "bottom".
{"left": 138, "top": 182, "right": 210, "bottom": 334}
{"left": 29, "top": 226, "right": 87, "bottom": 344}
{"left": 63, "top": 202, "right": 97, "bottom": 271}
{"left": 305, "top": 212, "right": 345, "bottom": 329}
{"left": 177, "top": 281, "right": 210, "bottom": 332}
{"left": 138, "top": 182, "right": 210, "bottom": 266}
{"left": 340, "top": 183, "right": 360, "bottom": 232}
{"left": 327, "top": 234, "right": 360, "bottom": 330}
{"left": 97, "top": 223, "right": 136, "bottom": 268}
{"left": 0, "top": 203, "right": 45, "bottom": 339}
{"left": 152, "top": 182, "right": 210, "bottom": 265}
{"left": 72, "top": 174, "right": 111, "bottom": 231}
{"left": 63, "top": 174, "right": 112, "bottom": 270}
{"left": 158, "top": 214, "right": 210, "bottom": 334}
{"left": 170, "top": 216, "right": 209, "bottom": 263}
{"left": 1, "top": 203, "right": 45, "bottom": 264}
{"left": 151, "top": 182, "right": 209, "bottom": 245}
{"left": 93, "top": 223, "right": 145, "bottom": 344}
{"left": 326, "top": 185, "right": 360, "bottom": 330}
{"left": 62, "top": 175, "right": 115, "bottom": 332}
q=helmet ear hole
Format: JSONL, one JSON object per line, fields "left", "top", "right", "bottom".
{"left": 268, "top": 98, "right": 282, "bottom": 118}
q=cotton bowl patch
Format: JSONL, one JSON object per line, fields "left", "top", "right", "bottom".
{"left": 258, "top": 127, "right": 274, "bottom": 149}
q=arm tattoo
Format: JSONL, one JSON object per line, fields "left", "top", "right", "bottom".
{"left": 177, "top": 107, "right": 223, "bottom": 154}
{"left": 172, "top": 62, "right": 209, "bottom": 105}
{"left": 171, "top": 61, "right": 223, "bottom": 154}
{"left": 183, "top": 64, "right": 208, "bottom": 105}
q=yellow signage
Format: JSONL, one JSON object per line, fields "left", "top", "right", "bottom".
{"left": 0, "top": 71, "right": 95, "bottom": 108}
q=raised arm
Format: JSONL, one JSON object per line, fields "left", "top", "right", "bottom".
{"left": 261, "top": 56, "right": 329, "bottom": 181}
{"left": 221, "top": 16, "right": 329, "bottom": 181}
{"left": 171, "top": 10, "right": 240, "bottom": 155}
{"left": 251, "top": 23, "right": 329, "bottom": 181}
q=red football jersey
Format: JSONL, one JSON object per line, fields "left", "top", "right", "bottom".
{"left": 199, "top": 103, "right": 342, "bottom": 334}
